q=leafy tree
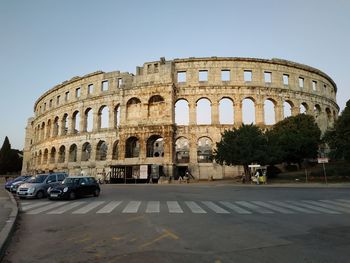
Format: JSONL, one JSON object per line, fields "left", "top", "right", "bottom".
{"left": 267, "top": 114, "right": 321, "bottom": 168}
{"left": 0, "top": 136, "right": 22, "bottom": 174}
{"left": 214, "top": 124, "right": 268, "bottom": 180}
{"left": 324, "top": 99, "right": 350, "bottom": 161}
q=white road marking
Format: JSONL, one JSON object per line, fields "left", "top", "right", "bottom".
{"left": 167, "top": 201, "right": 183, "bottom": 213}
{"left": 219, "top": 201, "right": 252, "bottom": 214}
{"left": 146, "top": 201, "right": 160, "bottom": 213}
{"left": 269, "top": 201, "right": 318, "bottom": 214}
{"left": 287, "top": 201, "right": 340, "bottom": 214}
{"left": 185, "top": 201, "right": 206, "bottom": 213}
{"left": 122, "top": 201, "right": 141, "bottom": 213}
{"left": 252, "top": 201, "right": 295, "bottom": 214}
{"left": 72, "top": 201, "right": 105, "bottom": 214}
{"left": 303, "top": 200, "right": 350, "bottom": 213}
{"left": 48, "top": 201, "right": 86, "bottom": 214}
{"left": 235, "top": 201, "right": 274, "bottom": 214}
{"left": 27, "top": 202, "right": 68, "bottom": 215}
{"left": 202, "top": 201, "right": 230, "bottom": 214}
{"left": 96, "top": 201, "right": 122, "bottom": 214}
{"left": 21, "top": 201, "right": 53, "bottom": 212}
{"left": 321, "top": 200, "right": 350, "bottom": 209}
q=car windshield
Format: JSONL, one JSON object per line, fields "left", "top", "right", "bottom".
{"left": 28, "top": 174, "right": 48, "bottom": 183}
{"left": 62, "top": 178, "right": 80, "bottom": 185}
{"left": 14, "top": 176, "right": 26, "bottom": 182}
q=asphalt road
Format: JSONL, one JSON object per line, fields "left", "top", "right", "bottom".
{"left": 3, "top": 184, "right": 350, "bottom": 263}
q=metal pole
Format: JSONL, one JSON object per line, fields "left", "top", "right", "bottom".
{"left": 323, "top": 163, "right": 328, "bottom": 184}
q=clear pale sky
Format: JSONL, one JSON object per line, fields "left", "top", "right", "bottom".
{"left": 1, "top": 0, "right": 349, "bottom": 150}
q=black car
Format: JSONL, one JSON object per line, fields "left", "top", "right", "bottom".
{"left": 47, "top": 176, "right": 100, "bottom": 200}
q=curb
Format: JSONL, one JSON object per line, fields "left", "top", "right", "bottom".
{"left": 0, "top": 191, "right": 18, "bottom": 261}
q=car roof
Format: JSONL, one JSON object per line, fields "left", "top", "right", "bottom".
{"left": 66, "top": 176, "right": 94, "bottom": 179}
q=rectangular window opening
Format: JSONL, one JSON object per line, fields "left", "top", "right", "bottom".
{"left": 49, "top": 99, "right": 53, "bottom": 108}
{"left": 283, "top": 74, "right": 289, "bottom": 85}
{"left": 177, "top": 71, "right": 186, "bottom": 83}
{"left": 88, "top": 84, "right": 94, "bottom": 94}
{"left": 56, "top": 95, "right": 60, "bottom": 105}
{"left": 102, "top": 80, "right": 109, "bottom": 91}
{"left": 65, "top": 91, "right": 70, "bottom": 101}
{"left": 221, "top": 70, "right": 230, "bottom": 81}
{"left": 244, "top": 70, "right": 252, "bottom": 82}
{"left": 312, "top": 80, "right": 317, "bottom": 91}
{"left": 264, "top": 72, "right": 272, "bottom": 83}
{"left": 299, "top": 77, "right": 304, "bottom": 88}
{"left": 76, "top": 88, "right": 81, "bottom": 98}
{"left": 154, "top": 63, "right": 159, "bottom": 73}
{"left": 117, "top": 78, "right": 123, "bottom": 87}
{"left": 199, "top": 70, "right": 208, "bottom": 81}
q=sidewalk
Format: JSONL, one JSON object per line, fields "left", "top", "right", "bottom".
{"left": 0, "top": 182, "right": 18, "bottom": 261}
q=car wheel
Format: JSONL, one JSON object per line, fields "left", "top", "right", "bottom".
{"left": 93, "top": 189, "right": 100, "bottom": 197}
{"left": 69, "top": 191, "right": 76, "bottom": 200}
{"left": 36, "top": 191, "right": 44, "bottom": 199}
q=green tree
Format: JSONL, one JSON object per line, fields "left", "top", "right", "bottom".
{"left": 214, "top": 124, "right": 268, "bottom": 180}
{"left": 267, "top": 114, "right": 321, "bottom": 168}
{"left": 324, "top": 99, "right": 350, "bottom": 161}
{"left": 0, "top": 136, "right": 22, "bottom": 174}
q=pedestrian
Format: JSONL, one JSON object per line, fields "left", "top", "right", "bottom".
{"left": 255, "top": 170, "right": 260, "bottom": 185}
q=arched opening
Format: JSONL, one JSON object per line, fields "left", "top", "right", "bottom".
{"left": 148, "top": 95, "right": 165, "bottom": 118}
{"left": 300, "top": 102, "right": 309, "bottom": 114}
{"left": 112, "top": 140, "right": 119, "bottom": 160}
{"left": 125, "top": 137, "right": 140, "bottom": 158}
{"left": 43, "top": 149, "right": 48, "bottom": 164}
{"left": 283, "top": 101, "right": 293, "bottom": 118}
{"left": 114, "top": 104, "right": 121, "bottom": 127}
{"left": 62, "top": 113, "right": 68, "bottom": 135}
{"left": 314, "top": 104, "right": 321, "bottom": 118}
{"left": 46, "top": 119, "right": 51, "bottom": 139}
{"left": 69, "top": 144, "right": 77, "bottom": 162}
{"left": 219, "top": 98, "right": 234, "bottom": 124}
{"left": 41, "top": 122, "right": 45, "bottom": 140}
{"left": 264, "top": 99, "right": 276, "bottom": 125}
{"left": 197, "top": 137, "right": 213, "bottom": 163}
{"left": 81, "top": 142, "right": 92, "bottom": 162}
{"left": 326, "top": 108, "right": 332, "bottom": 125}
{"left": 146, "top": 135, "right": 164, "bottom": 157}
{"left": 85, "top": 108, "right": 93, "bottom": 132}
{"left": 53, "top": 117, "right": 59, "bottom": 137}
{"left": 242, "top": 98, "right": 255, "bottom": 124}
{"left": 175, "top": 99, "right": 189, "bottom": 125}
{"left": 175, "top": 137, "right": 189, "bottom": 163}
{"left": 72, "top": 111, "right": 80, "bottom": 134}
{"left": 96, "top": 140, "right": 108, "bottom": 161}
{"left": 126, "top": 97, "right": 141, "bottom": 120}
{"left": 38, "top": 150, "right": 42, "bottom": 165}
{"left": 49, "top": 147, "right": 56, "bottom": 164}
{"left": 196, "top": 98, "right": 211, "bottom": 124}
{"left": 99, "top": 105, "right": 109, "bottom": 129}
{"left": 58, "top": 146, "right": 66, "bottom": 163}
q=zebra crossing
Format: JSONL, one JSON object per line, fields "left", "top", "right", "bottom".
{"left": 19, "top": 199, "right": 350, "bottom": 216}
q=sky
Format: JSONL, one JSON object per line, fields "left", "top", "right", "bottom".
{"left": 0, "top": 0, "right": 350, "bottom": 150}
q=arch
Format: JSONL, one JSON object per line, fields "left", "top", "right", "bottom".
{"left": 114, "top": 104, "right": 121, "bottom": 127}
{"left": 264, "top": 99, "right": 276, "bottom": 125}
{"left": 314, "top": 104, "right": 321, "bottom": 118}
{"left": 112, "top": 140, "right": 119, "bottom": 160}
{"left": 85, "top": 108, "right": 93, "bottom": 132}
{"left": 148, "top": 95, "right": 165, "bottom": 118}
{"left": 175, "top": 137, "right": 189, "bottom": 163}
{"left": 196, "top": 98, "right": 211, "bottom": 124}
{"left": 69, "top": 144, "right": 77, "bottom": 162}
{"left": 300, "top": 102, "right": 309, "bottom": 114}
{"left": 46, "top": 119, "right": 52, "bottom": 139}
{"left": 41, "top": 122, "right": 45, "bottom": 140}
{"left": 53, "top": 116, "right": 59, "bottom": 137}
{"left": 43, "top": 148, "right": 49, "bottom": 164}
{"left": 283, "top": 101, "right": 293, "bottom": 118}
{"left": 326, "top": 107, "right": 332, "bottom": 124}
{"left": 242, "top": 98, "right": 255, "bottom": 124}
{"left": 219, "top": 97, "right": 234, "bottom": 124}
{"left": 96, "top": 140, "right": 108, "bottom": 161}
{"left": 49, "top": 147, "right": 56, "bottom": 164}
{"left": 62, "top": 113, "right": 68, "bottom": 135}
{"left": 72, "top": 110, "right": 80, "bottom": 134}
{"left": 197, "top": 137, "right": 213, "bottom": 163}
{"left": 175, "top": 99, "right": 189, "bottom": 125}
{"left": 98, "top": 105, "right": 109, "bottom": 129}
{"left": 38, "top": 150, "right": 42, "bottom": 165}
{"left": 58, "top": 145, "right": 66, "bottom": 163}
{"left": 125, "top": 136, "right": 140, "bottom": 158}
{"left": 81, "top": 142, "right": 92, "bottom": 162}
{"left": 126, "top": 97, "right": 141, "bottom": 120}
{"left": 146, "top": 135, "right": 164, "bottom": 157}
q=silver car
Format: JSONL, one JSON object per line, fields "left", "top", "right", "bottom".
{"left": 17, "top": 173, "right": 67, "bottom": 199}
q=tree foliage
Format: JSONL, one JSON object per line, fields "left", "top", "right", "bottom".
{"left": 267, "top": 114, "right": 321, "bottom": 166}
{"left": 214, "top": 124, "right": 268, "bottom": 178}
{"left": 324, "top": 99, "right": 350, "bottom": 161}
{"left": 0, "top": 136, "right": 22, "bottom": 174}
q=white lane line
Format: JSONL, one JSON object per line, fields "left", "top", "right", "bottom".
{"left": 122, "top": 201, "right": 141, "bottom": 213}
{"left": 20, "top": 202, "right": 31, "bottom": 206}
{"left": 185, "top": 201, "right": 206, "bottom": 214}
{"left": 202, "top": 201, "right": 230, "bottom": 214}
{"left": 252, "top": 201, "right": 295, "bottom": 214}
{"left": 146, "top": 201, "right": 160, "bottom": 213}
{"left": 72, "top": 201, "right": 105, "bottom": 214}
{"left": 337, "top": 199, "right": 350, "bottom": 204}
{"left": 27, "top": 202, "right": 68, "bottom": 214}
{"left": 96, "top": 201, "right": 122, "bottom": 214}
{"left": 269, "top": 201, "right": 318, "bottom": 214}
{"left": 167, "top": 201, "right": 183, "bottom": 213}
{"left": 321, "top": 200, "right": 350, "bottom": 209}
{"left": 219, "top": 201, "right": 252, "bottom": 214}
{"left": 235, "top": 201, "right": 274, "bottom": 214}
{"left": 303, "top": 200, "right": 350, "bottom": 213}
{"left": 286, "top": 201, "right": 340, "bottom": 214}
{"left": 48, "top": 202, "right": 86, "bottom": 214}
{"left": 21, "top": 201, "right": 53, "bottom": 212}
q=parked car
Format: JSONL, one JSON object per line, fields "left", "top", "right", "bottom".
{"left": 48, "top": 176, "right": 100, "bottom": 200}
{"left": 4, "top": 175, "right": 32, "bottom": 192}
{"left": 10, "top": 176, "right": 32, "bottom": 193}
{"left": 17, "top": 173, "right": 67, "bottom": 199}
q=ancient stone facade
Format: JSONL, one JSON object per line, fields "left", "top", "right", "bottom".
{"left": 21, "top": 57, "right": 339, "bottom": 179}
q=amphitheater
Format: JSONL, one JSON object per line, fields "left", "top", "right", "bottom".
{"left": 21, "top": 57, "right": 339, "bottom": 180}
